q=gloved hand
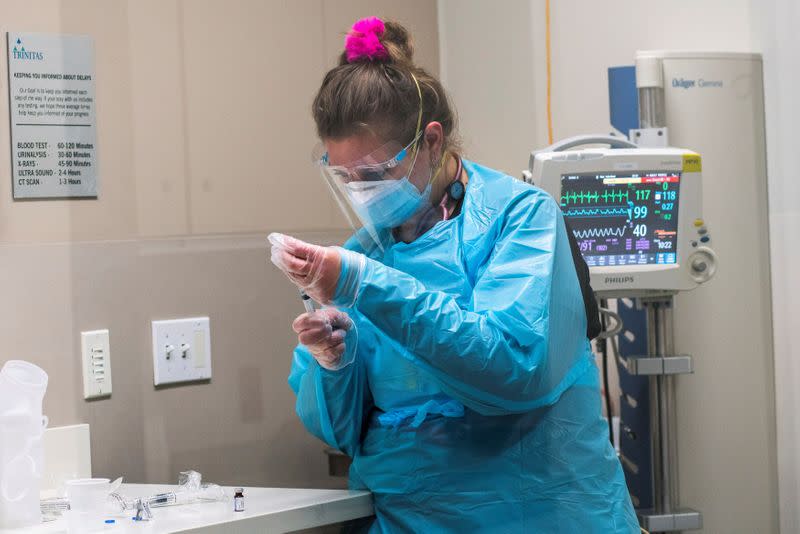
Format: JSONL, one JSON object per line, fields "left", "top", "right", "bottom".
{"left": 268, "top": 233, "right": 364, "bottom": 306}
{"left": 292, "top": 308, "right": 357, "bottom": 370}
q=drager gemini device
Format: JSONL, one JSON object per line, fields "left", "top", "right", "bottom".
{"left": 524, "top": 136, "right": 716, "bottom": 298}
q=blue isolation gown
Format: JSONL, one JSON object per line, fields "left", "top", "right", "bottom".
{"left": 289, "top": 160, "right": 639, "bottom": 533}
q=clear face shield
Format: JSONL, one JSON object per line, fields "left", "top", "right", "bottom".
{"left": 313, "top": 128, "right": 441, "bottom": 252}
{"left": 312, "top": 73, "right": 449, "bottom": 252}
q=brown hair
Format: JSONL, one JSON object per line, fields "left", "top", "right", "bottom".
{"left": 312, "top": 19, "right": 459, "bottom": 153}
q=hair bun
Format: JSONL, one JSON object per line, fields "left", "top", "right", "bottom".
{"left": 380, "top": 21, "right": 414, "bottom": 64}
{"left": 345, "top": 17, "right": 389, "bottom": 63}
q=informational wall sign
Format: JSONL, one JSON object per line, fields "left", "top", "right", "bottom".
{"left": 7, "top": 33, "right": 97, "bottom": 199}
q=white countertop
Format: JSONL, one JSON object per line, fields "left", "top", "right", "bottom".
{"left": 13, "top": 484, "right": 373, "bottom": 533}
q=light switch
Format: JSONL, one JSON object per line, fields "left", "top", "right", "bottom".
{"left": 151, "top": 317, "right": 212, "bottom": 386}
{"left": 81, "top": 329, "right": 112, "bottom": 399}
{"left": 193, "top": 330, "right": 206, "bottom": 368}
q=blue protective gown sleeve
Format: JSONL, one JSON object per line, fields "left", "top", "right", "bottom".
{"left": 333, "top": 191, "right": 590, "bottom": 416}
{"left": 288, "top": 337, "right": 372, "bottom": 457}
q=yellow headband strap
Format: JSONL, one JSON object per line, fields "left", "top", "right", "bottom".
{"left": 411, "top": 73, "right": 424, "bottom": 137}
{"left": 429, "top": 149, "right": 449, "bottom": 188}
{"left": 408, "top": 73, "right": 425, "bottom": 161}
{"left": 410, "top": 73, "right": 449, "bottom": 187}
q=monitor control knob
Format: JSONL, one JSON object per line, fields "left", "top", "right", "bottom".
{"left": 688, "top": 247, "right": 717, "bottom": 284}
{"left": 691, "top": 259, "right": 707, "bottom": 273}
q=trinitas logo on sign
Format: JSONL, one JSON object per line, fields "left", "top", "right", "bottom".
{"left": 11, "top": 38, "right": 43, "bottom": 61}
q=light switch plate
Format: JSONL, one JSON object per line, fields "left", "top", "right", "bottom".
{"left": 81, "top": 329, "right": 111, "bottom": 399}
{"left": 151, "top": 317, "right": 212, "bottom": 386}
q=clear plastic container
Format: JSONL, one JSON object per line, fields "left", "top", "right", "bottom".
{"left": 0, "top": 361, "right": 48, "bottom": 415}
{"left": 0, "top": 360, "right": 48, "bottom": 529}
{"left": 0, "top": 412, "right": 47, "bottom": 528}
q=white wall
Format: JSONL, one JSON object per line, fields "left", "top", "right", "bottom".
{"left": 440, "top": 0, "right": 758, "bottom": 167}
{"left": 436, "top": 0, "right": 541, "bottom": 176}
{"left": 751, "top": 1, "right": 800, "bottom": 532}
{"left": 439, "top": 1, "right": 779, "bottom": 532}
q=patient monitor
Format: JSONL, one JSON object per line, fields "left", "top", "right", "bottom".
{"left": 525, "top": 138, "right": 716, "bottom": 297}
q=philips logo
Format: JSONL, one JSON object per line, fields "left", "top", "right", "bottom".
{"left": 605, "top": 276, "right": 635, "bottom": 284}
{"left": 11, "top": 38, "right": 43, "bottom": 61}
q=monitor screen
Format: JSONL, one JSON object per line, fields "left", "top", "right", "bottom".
{"left": 559, "top": 171, "right": 681, "bottom": 267}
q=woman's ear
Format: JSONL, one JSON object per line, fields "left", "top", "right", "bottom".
{"left": 423, "top": 122, "right": 444, "bottom": 163}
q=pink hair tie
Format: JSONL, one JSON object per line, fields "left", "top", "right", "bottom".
{"left": 345, "top": 16, "right": 389, "bottom": 63}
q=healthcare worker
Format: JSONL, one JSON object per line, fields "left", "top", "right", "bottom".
{"left": 269, "top": 16, "right": 639, "bottom": 533}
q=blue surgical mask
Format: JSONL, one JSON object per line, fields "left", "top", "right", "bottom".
{"left": 346, "top": 176, "right": 432, "bottom": 230}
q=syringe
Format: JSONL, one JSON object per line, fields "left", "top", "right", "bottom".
{"left": 300, "top": 291, "right": 315, "bottom": 313}
{"left": 146, "top": 491, "right": 191, "bottom": 507}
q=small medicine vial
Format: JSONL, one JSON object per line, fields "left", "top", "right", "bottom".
{"left": 234, "top": 488, "right": 245, "bottom": 512}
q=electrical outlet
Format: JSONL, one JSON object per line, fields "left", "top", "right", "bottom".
{"left": 151, "top": 317, "right": 212, "bottom": 386}
{"left": 81, "top": 329, "right": 112, "bottom": 399}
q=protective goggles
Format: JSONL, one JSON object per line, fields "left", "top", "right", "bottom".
{"left": 311, "top": 129, "right": 424, "bottom": 184}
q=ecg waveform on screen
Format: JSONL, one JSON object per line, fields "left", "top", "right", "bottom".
{"left": 561, "top": 190, "right": 630, "bottom": 206}
{"left": 563, "top": 207, "right": 628, "bottom": 218}
{"left": 571, "top": 226, "right": 627, "bottom": 239}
